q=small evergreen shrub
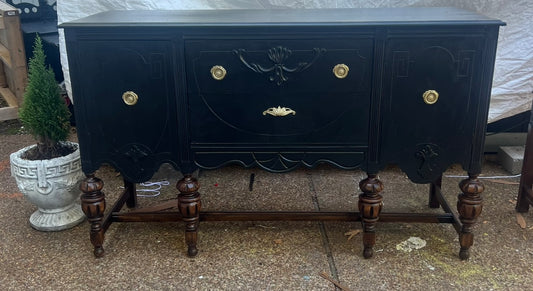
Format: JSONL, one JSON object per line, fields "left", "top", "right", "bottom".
{"left": 19, "top": 35, "right": 72, "bottom": 160}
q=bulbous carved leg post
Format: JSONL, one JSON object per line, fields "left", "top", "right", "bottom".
{"left": 457, "top": 173, "right": 484, "bottom": 260}
{"left": 80, "top": 174, "right": 106, "bottom": 258}
{"left": 358, "top": 174, "right": 384, "bottom": 259}
{"left": 177, "top": 174, "right": 202, "bottom": 257}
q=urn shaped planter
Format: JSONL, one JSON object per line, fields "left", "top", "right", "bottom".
{"left": 10, "top": 141, "right": 85, "bottom": 231}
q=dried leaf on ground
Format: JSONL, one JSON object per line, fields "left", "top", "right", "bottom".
{"left": 274, "top": 239, "right": 282, "bottom": 244}
{"left": 0, "top": 192, "right": 23, "bottom": 198}
{"left": 344, "top": 229, "right": 362, "bottom": 241}
{"left": 517, "top": 213, "right": 527, "bottom": 229}
{"left": 0, "top": 160, "right": 9, "bottom": 171}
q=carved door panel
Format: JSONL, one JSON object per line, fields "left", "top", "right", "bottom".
{"left": 73, "top": 40, "right": 177, "bottom": 181}
{"left": 381, "top": 36, "right": 484, "bottom": 183}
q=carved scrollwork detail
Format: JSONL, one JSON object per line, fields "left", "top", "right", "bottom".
{"left": 415, "top": 144, "right": 440, "bottom": 179}
{"left": 111, "top": 144, "right": 163, "bottom": 182}
{"left": 122, "top": 144, "right": 151, "bottom": 163}
{"left": 234, "top": 46, "right": 326, "bottom": 85}
{"left": 251, "top": 152, "right": 300, "bottom": 172}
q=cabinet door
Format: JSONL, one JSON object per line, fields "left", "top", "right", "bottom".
{"left": 72, "top": 39, "right": 177, "bottom": 182}
{"left": 381, "top": 36, "right": 484, "bottom": 183}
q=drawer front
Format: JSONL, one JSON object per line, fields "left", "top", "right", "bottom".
{"left": 72, "top": 39, "right": 177, "bottom": 181}
{"left": 186, "top": 38, "right": 373, "bottom": 145}
{"left": 381, "top": 35, "right": 485, "bottom": 182}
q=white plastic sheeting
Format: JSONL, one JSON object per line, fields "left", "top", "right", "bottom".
{"left": 57, "top": 0, "right": 533, "bottom": 123}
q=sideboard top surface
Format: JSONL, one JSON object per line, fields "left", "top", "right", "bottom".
{"left": 60, "top": 7, "right": 505, "bottom": 28}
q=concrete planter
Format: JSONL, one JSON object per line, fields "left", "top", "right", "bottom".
{"left": 10, "top": 141, "right": 85, "bottom": 231}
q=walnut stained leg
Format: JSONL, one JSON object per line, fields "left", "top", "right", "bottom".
{"left": 177, "top": 174, "right": 201, "bottom": 257}
{"left": 457, "top": 173, "right": 484, "bottom": 260}
{"left": 80, "top": 174, "right": 106, "bottom": 258}
{"left": 358, "top": 174, "right": 384, "bottom": 259}
{"left": 429, "top": 175, "right": 442, "bottom": 208}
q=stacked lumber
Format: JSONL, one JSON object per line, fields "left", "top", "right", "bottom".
{"left": 0, "top": 1, "right": 27, "bottom": 121}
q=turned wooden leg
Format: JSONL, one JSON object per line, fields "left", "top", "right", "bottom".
{"left": 124, "top": 180, "right": 137, "bottom": 208}
{"left": 177, "top": 174, "right": 201, "bottom": 257}
{"left": 80, "top": 174, "right": 106, "bottom": 258}
{"left": 457, "top": 173, "right": 484, "bottom": 260}
{"left": 358, "top": 173, "right": 384, "bottom": 259}
{"left": 428, "top": 175, "right": 442, "bottom": 208}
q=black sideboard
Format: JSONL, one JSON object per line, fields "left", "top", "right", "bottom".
{"left": 61, "top": 8, "right": 504, "bottom": 259}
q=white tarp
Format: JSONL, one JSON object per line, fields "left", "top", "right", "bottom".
{"left": 56, "top": 0, "right": 533, "bottom": 123}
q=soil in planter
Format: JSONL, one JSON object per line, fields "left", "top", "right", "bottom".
{"left": 22, "top": 142, "right": 77, "bottom": 160}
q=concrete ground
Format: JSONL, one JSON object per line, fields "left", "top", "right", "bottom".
{"left": 1, "top": 119, "right": 532, "bottom": 290}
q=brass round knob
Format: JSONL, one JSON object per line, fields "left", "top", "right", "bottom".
{"left": 210, "top": 65, "right": 227, "bottom": 80}
{"left": 333, "top": 64, "right": 349, "bottom": 79}
{"left": 122, "top": 91, "right": 138, "bottom": 106}
{"left": 422, "top": 90, "right": 439, "bottom": 105}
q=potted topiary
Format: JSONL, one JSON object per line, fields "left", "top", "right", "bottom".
{"left": 9, "top": 35, "right": 85, "bottom": 231}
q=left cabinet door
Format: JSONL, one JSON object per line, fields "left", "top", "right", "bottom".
{"left": 70, "top": 38, "right": 178, "bottom": 182}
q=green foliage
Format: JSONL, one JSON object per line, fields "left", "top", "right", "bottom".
{"left": 19, "top": 35, "right": 70, "bottom": 158}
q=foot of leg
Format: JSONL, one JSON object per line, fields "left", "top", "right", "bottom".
{"left": 457, "top": 173, "right": 483, "bottom": 260}
{"left": 177, "top": 174, "right": 201, "bottom": 257}
{"left": 358, "top": 173, "right": 383, "bottom": 259}
{"left": 80, "top": 173, "right": 106, "bottom": 258}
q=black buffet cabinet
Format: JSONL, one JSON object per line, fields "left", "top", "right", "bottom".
{"left": 62, "top": 8, "right": 504, "bottom": 259}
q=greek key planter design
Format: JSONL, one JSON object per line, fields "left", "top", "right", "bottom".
{"left": 10, "top": 141, "right": 85, "bottom": 231}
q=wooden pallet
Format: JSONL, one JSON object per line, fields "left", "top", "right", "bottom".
{"left": 0, "top": 2, "right": 27, "bottom": 121}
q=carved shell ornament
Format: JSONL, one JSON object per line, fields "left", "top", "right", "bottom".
{"left": 262, "top": 106, "right": 296, "bottom": 117}
{"left": 415, "top": 144, "right": 440, "bottom": 179}
{"left": 234, "top": 46, "right": 325, "bottom": 85}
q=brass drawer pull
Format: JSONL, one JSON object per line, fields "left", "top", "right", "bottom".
{"left": 122, "top": 91, "right": 138, "bottom": 106}
{"left": 423, "top": 90, "right": 439, "bottom": 105}
{"left": 263, "top": 106, "right": 296, "bottom": 117}
{"left": 333, "top": 64, "right": 349, "bottom": 79}
{"left": 211, "top": 65, "right": 227, "bottom": 80}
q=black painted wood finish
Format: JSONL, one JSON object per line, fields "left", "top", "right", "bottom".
{"left": 62, "top": 8, "right": 504, "bottom": 259}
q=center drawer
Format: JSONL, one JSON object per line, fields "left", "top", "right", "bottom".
{"left": 186, "top": 38, "right": 373, "bottom": 145}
